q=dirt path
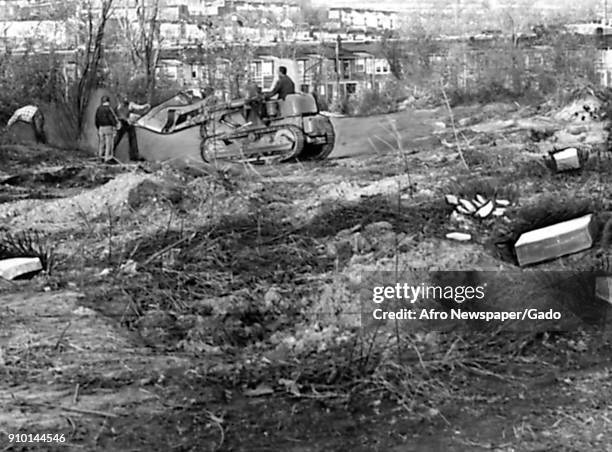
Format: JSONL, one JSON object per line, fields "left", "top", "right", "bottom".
{"left": 329, "top": 109, "right": 441, "bottom": 158}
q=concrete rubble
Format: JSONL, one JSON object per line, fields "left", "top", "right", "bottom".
{"left": 441, "top": 93, "right": 610, "bottom": 162}
{"left": 445, "top": 193, "right": 511, "bottom": 221}
{"left": 444, "top": 193, "right": 512, "bottom": 242}
{"left": 0, "top": 257, "right": 43, "bottom": 280}
{"left": 445, "top": 232, "right": 472, "bottom": 242}
{"left": 547, "top": 147, "right": 585, "bottom": 172}
{"left": 514, "top": 214, "right": 595, "bottom": 266}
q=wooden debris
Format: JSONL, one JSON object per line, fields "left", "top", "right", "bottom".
{"left": 0, "top": 257, "right": 42, "bottom": 280}
{"left": 496, "top": 199, "right": 511, "bottom": 207}
{"left": 514, "top": 214, "right": 595, "bottom": 266}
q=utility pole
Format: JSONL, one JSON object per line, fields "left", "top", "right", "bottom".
{"left": 335, "top": 33, "right": 341, "bottom": 102}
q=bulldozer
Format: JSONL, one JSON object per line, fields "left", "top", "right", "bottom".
{"left": 129, "top": 90, "right": 335, "bottom": 164}
{"left": 198, "top": 92, "right": 335, "bottom": 164}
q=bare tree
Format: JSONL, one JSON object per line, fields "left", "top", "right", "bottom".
{"left": 75, "top": 0, "right": 114, "bottom": 132}
{"left": 195, "top": 16, "right": 253, "bottom": 99}
{"left": 119, "top": 0, "right": 163, "bottom": 104}
{"left": 379, "top": 31, "right": 404, "bottom": 80}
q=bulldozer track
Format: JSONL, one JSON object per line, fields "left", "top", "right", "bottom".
{"left": 201, "top": 124, "right": 305, "bottom": 164}
{"left": 309, "top": 117, "right": 336, "bottom": 160}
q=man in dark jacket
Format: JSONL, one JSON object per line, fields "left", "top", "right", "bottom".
{"left": 95, "top": 96, "right": 120, "bottom": 162}
{"left": 265, "top": 66, "right": 295, "bottom": 101}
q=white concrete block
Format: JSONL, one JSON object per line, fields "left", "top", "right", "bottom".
{"left": 514, "top": 214, "right": 594, "bottom": 266}
{"left": 0, "top": 257, "right": 43, "bottom": 280}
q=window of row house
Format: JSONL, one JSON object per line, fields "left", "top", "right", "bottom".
{"left": 342, "top": 60, "right": 351, "bottom": 79}
{"left": 250, "top": 61, "right": 262, "bottom": 77}
{"left": 375, "top": 60, "right": 389, "bottom": 74}
{"left": 355, "top": 58, "right": 365, "bottom": 72}
{"left": 262, "top": 61, "right": 273, "bottom": 76}
{"left": 297, "top": 60, "right": 306, "bottom": 77}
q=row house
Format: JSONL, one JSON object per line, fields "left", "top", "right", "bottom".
{"left": 302, "top": 47, "right": 392, "bottom": 103}
{"left": 0, "top": 0, "right": 60, "bottom": 20}
{"left": 427, "top": 37, "right": 587, "bottom": 91}
{"left": 89, "top": 1, "right": 189, "bottom": 21}
{"left": 594, "top": 31, "right": 612, "bottom": 87}
{"left": 159, "top": 22, "right": 206, "bottom": 43}
{"left": 328, "top": 7, "right": 399, "bottom": 31}
{"left": 155, "top": 42, "right": 394, "bottom": 103}
{"left": 0, "top": 19, "right": 70, "bottom": 48}
{"left": 181, "top": 0, "right": 227, "bottom": 16}
{"left": 254, "top": 45, "right": 392, "bottom": 103}
{"left": 0, "top": 0, "right": 16, "bottom": 20}
{"left": 234, "top": 0, "right": 300, "bottom": 18}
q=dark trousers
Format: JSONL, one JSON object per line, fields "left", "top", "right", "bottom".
{"left": 114, "top": 119, "right": 139, "bottom": 160}
{"left": 32, "top": 111, "right": 46, "bottom": 144}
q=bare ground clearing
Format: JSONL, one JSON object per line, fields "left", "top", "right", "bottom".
{"left": 1, "top": 98, "right": 612, "bottom": 451}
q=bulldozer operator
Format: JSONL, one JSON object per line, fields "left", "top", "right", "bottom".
{"left": 265, "top": 66, "right": 295, "bottom": 101}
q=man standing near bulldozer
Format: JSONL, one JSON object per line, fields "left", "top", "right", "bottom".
{"left": 95, "top": 96, "right": 121, "bottom": 163}
{"left": 114, "top": 96, "right": 150, "bottom": 161}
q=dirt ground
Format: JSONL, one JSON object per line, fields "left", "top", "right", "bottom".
{"left": 2, "top": 97, "right": 612, "bottom": 451}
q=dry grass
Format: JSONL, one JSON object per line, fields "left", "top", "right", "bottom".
{"left": 0, "top": 229, "right": 55, "bottom": 272}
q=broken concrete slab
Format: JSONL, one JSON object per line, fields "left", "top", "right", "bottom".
{"left": 459, "top": 199, "right": 477, "bottom": 214}
{"left": 514, "top": 214, "right": 595, "bottom": 266}
{"left": 474, "top": 200, "right": 494, "bottom": 219}
{"left": 445, "top": 194, "right": 459, "bottom": 206}
{"left": 446, "top": 232, "right": 471, "bottom": 242}
{"left": 550, "top": 148, "right": 582, "bottom": 172}
{"left": 449, "top": 194, "right": 510, "bottom": 221}
{"left": 0, "top": 257, "right": 43, "bottom": 280}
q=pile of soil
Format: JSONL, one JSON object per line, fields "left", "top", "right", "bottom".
{"left": 0, "top": 173, "right": 157, "bottom": 230}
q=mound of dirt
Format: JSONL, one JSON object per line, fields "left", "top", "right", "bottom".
{"left": 0, "top": 173, "right": 158, "bottom": 230}
{"left": 127, "top": 179, "right": 184, "bottom": 210}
